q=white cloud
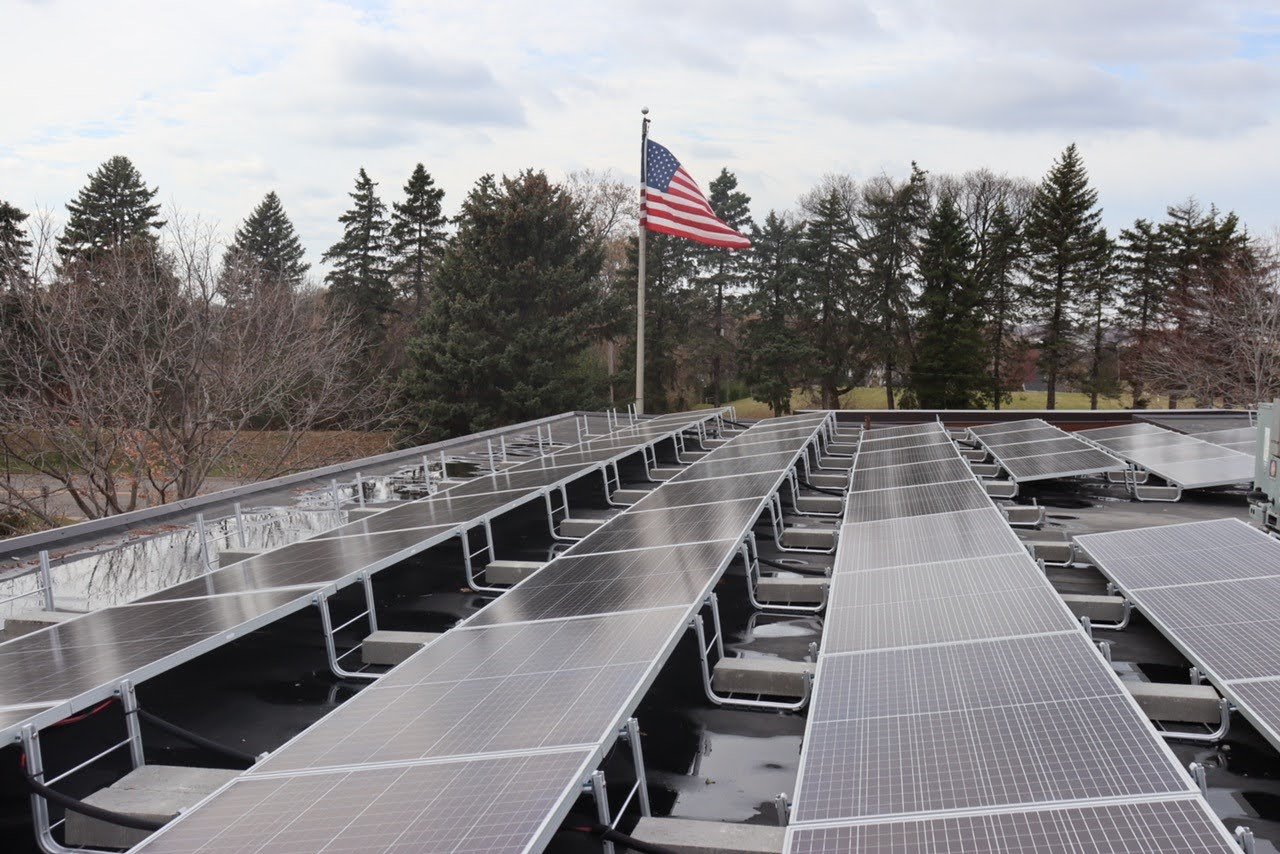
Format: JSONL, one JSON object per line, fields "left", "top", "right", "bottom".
{"left": 1, "top": 0, "right": 1277, "bottom": 267}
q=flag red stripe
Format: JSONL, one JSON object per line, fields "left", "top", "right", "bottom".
{"left": 643, "top": 192, "right": 740, "bottom": 232}
{"left": 645, "top": 219, "right": 751, "bottom": 249}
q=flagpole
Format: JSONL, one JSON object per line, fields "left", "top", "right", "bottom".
{"left": 635, "top": 107, "right": 650, "bottom": 415}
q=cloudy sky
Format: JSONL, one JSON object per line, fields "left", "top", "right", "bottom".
{"left": 2, "top": 0, "right": 1278, "bottom": 268}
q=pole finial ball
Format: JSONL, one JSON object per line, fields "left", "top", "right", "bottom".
{"left": 641, "top": 107, "right": 649, "bottom": 115}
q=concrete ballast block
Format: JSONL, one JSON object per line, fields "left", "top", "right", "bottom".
{"left": 712, "top": 658, "right": 814, "bottom": 698}
{"left": 1125, "top": 681, "right": 1223, "bottom": 725}
{"left": 1059, "top": 593, "right": 1126, "bottom": 623}
{"left": 960, "top": 447, "right": 988, "bottom": 461}
{"left": 680, "top": 451, "right": 709, "bottom": 461}
{"left": 817, "top": 456, "right": 853, "bottom": 470}
{"left": 484, "top": 559, "right": 546, "bottom": 585}
{"left": 807, "top": 473, "right": 848, "bottom": 489}
{"left": 559, "top": 517, "right": 605, "bottom": 538}
{"left": 649, "top": 467, "right": 684, "bottom": 481}
{"left": 631, "top": 817, "right": 784, "bottom": 854}
{"left": 362, "top": 630, "right": 441, "bottom": 666}
{"left": 611, "top": 488, "right": 652, "bottom": 505}
{"left": 826, "top": 442, "right": 857, "bottom": 455}
{"left": 1028, "top": 540, "right": 1074, "bottom": 564}
{"left": 970, "top": 462, "right": 1001, "bottom": 477}
{"left": 757, "top": 576, "right": 827, "bottom": 604}
{"left": 794, "top": 495, "right": 844, "bottom": 514}
{"left": 1004, "top": 505, "right": 1045, "bottom": 527}
{"left": 782, "top": 527, "right": 836, "bottom": 549}
{"left": 64, "top": 765, "right": 239, "bottom": 849}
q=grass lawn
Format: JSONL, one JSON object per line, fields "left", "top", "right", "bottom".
{"left": 711, "top": 389, "right": 1173, "bottom": 420}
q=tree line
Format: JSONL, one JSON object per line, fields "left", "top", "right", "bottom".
{"left": 2, "top": 145, "right": 1277, "bottom": 521}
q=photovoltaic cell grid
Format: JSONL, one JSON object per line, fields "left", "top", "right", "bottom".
{"left": 787, "top": 418, "right": 1210, "bottom": 849}
{"left": 0, "top": 410, "right": 727, "bottom": 747}
{"left": 1078, "top": 423, "right": 1254, "bottom": 489}
{"left": 1077, "top": 517, "right": 1280, "bottom": 755}
{"left": 969, "top": 418, "right": 1124, "bottom": 483}
{"left": 136, "top": 413, "right": 833, "bottom": 854}
{"left": 1192, "top": 426, "right": 1256, "bottom": 455}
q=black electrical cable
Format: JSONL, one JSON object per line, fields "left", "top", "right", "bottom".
{"left": 23, "top": 771, "right": 167, "bottom": 832}
{"left": 562, "top": 822, "right": 680, "bottom": 854}
{"left": 135, "top": 708, "right": 256, "bottom": 767}
{"left": 803, "top": 483, "right": 847, "bottom": 497}
{"left": 721, "top": 418, "right": 750, "bottom": 429}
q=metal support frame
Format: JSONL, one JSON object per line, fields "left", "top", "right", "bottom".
{"left": 740, "top": 537, "right": 827, "bottom": 615}
{"left": 687, "top": 593, "right": 811, "bottom": 711}
{"left": 773, "top": 793, "right": 790, "bottom": 827}
{"left": 577, "top": 715, "right": 652, "bottom": 853}
{"left": 19, "top": 677, "right": 150, "bottom": 854}
{"left": 1124, "top": 466, "right": 1182, "bottom": 502}
{"left": 1152, "top": 698, "right": 1233, "bottom": 744}
{"left": 787, "top": 469, "right": 844, "bottom": 519}
{"left": 314, "top": 586, "right": 380, "bottom": 681}
{"left": 1236, "top": 825, "right": 1256, "bottom": 854}
{"left": 194, "top": 513, "right": 214, "bottom": 571}
{"left": 1188, "top": 761, "right": 1208, "bottom": 795}
{"left": 545, "top": 486, "right": 576, "bottom": 541}
{"left": 764, "top": 493, "right": 836, "bottom": 554}
{"left": 460, "top": 521, "right": 507, "bottom": 593}
{"left": 1089, "top": 598, "right": 1134, "bottom": 631}
{"left": 639, "top": 443, "right": 661, "bottom": 483}
{"left": 602, "top": 463, "right": 626, "bottom": 507}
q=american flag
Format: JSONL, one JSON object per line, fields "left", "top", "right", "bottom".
{"left": 642, "top": 139, "right": 751, "bottom": 250}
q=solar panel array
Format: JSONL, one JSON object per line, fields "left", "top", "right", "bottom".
{"left": 0, "top": 411, "right": 724, "bottom": 746}
{"left": 132, "top": 412, "right": 835, "bottom": 854}
{"left": 969, "top": 418, "right": 1124, "bottom": 483}
{"left": 1078, "top": 422, "right": 1254, "bottom": 489}
{"left": 1076, "top": 518, "right": 1280, "bottom": 755}
{"left": 1190, "top": 426, "right": 1256, "bottom": 455}
{"left": 786, "top": 422, "right": 1232, "bottom": 852}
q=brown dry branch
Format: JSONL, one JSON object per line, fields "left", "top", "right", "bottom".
{"left": 1142, "top": 234, "right": 1280, "bottom": 408}
{"left": 0, "top": 210, "right": 399, "bottom": 525}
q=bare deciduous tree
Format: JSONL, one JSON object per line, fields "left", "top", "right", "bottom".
{"left": 1143, "top": 234, "right": 1280, "bottom": 408}
{"left": 0, "top": 212, "right": 398, "bottom": 525}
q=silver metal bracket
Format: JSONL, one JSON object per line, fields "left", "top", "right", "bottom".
{"left": 687, "top": 593, "right": 811, "bottom": 712}
{"left": 740, "top": 538, "right": 826, "bottom": 615}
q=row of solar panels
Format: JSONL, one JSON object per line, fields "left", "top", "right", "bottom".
{"left": 0, "top": 410, "right": 725, "bottom": 745}
{"left": 969, "top": 418, "right": 1125, "bottom": 482}
{"left": 131, "top": 413, "right": 836, "bottom": 852}
{"left": 1079, "top": 422, "right": 1254, "bottom": 489}
{"left": 1078, "top": 519, "right": 1280, "bottom": 756}
{"left": 785, "top": 422, "right": 1236, "bottom": 852}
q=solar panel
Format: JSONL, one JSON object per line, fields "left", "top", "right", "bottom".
{"left": 627, "top": 471, "right": 784, "bottom": 510}
{"left": 1076, "top": 518, "right": 1280, "bottom": 753}
{"left": 999, "top": 449, "right": 1126, "bottom": 481}
{"left": 0, "top": 589, "right": 315, "bottom": 709}
{"left": 134, "top": 749, "right": 593, "bottom": 854}
{"left": 843, "top": 480, "right": 991, "bottom": 523}
{"left": 793, "top": 693, "right": 1191, "bottom": 823}
{"left": 1075, "top": 422, "right": 1165, "bottom": 440}
{"left": 855, "top": 442, "right": 959, "bottom": 469}
{"left": 1097, "top": 432, "right": 1187, "bottom": 452}
{"left": 853, "top": 432, "right": 949, "bottom": 451}
{"left": 253, "top": 609, "right": 687, "bottom": 773}
{"left": 465, "top": 539, "right": 739, "bottom": 625}
{"left": 836, "top": 509, "right": 1024, "bottom": 573}
{"left": 850, "top": 458, "right": 974, "bottom": 492}
{"left": 785, "top": 798, "right": 1236, "bottom": 854}
{"left": 565, "top": 496, "right": 765, "bottom": 554}
{"left": 667, "top": 451, "right": 798, "bottom": 483}
{"left": 970, "top": 420, "right": 1123, "bottom": 483}
{"left": 812, "top": 633, "right": 1125, "bottom": 724}
{"left": 822, "top": 586, "right": 1078, "bottom": 654}
{"left": 861, "top": 423, "right": 946, "bottom": 441}
{"left": 1077, "top": 424, "right": 1252, "bottom": 488}
{"left": 702, "top": 439, "right": 811, "bottom": 460}
{"left": 1193, "top": 426, "right": 1256, "bottom": 454}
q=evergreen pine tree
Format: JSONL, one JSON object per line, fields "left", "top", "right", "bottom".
{"left": 1023, "top": 143, "right": 1103, "bottom": 409}
{"left": 57, "top": 155, "right": 163, "bottom": 264}
{"left": 402, "top": 171, "right": 608, "bottom": 439}
{"left": 0, "top": 200, "right": 31, "bottom": 290}
{"left": 323, "top": 168, "right": 394, "bottom": 336}
{"left": 740, "top": 212, "right": 811, "bottom": 415}
{"left": 978, "top": 202, "right": 1024, "bottom": 409}
{"left": 800, "top": 188, "right": 864, "bottom": 408}
{"left": 909, "top": 195, "right": 986, "bottom": 408}
{"left": 698, "top": 169, "right": 753, "bottom": 405}
{"left": 222, "top": 191, "right": 309, "bottom": 296}
{"left": 390, "top": 163, "right": 447, "bottom": 312}
{"left": 1116, "top": 218, "right": 1169, "bottom": 408}
{"left": 858, "top": 164, "right": 928, "bottom": 408}
{"left": 1077, "top": 228, "right": 1119, "bottom": 409}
